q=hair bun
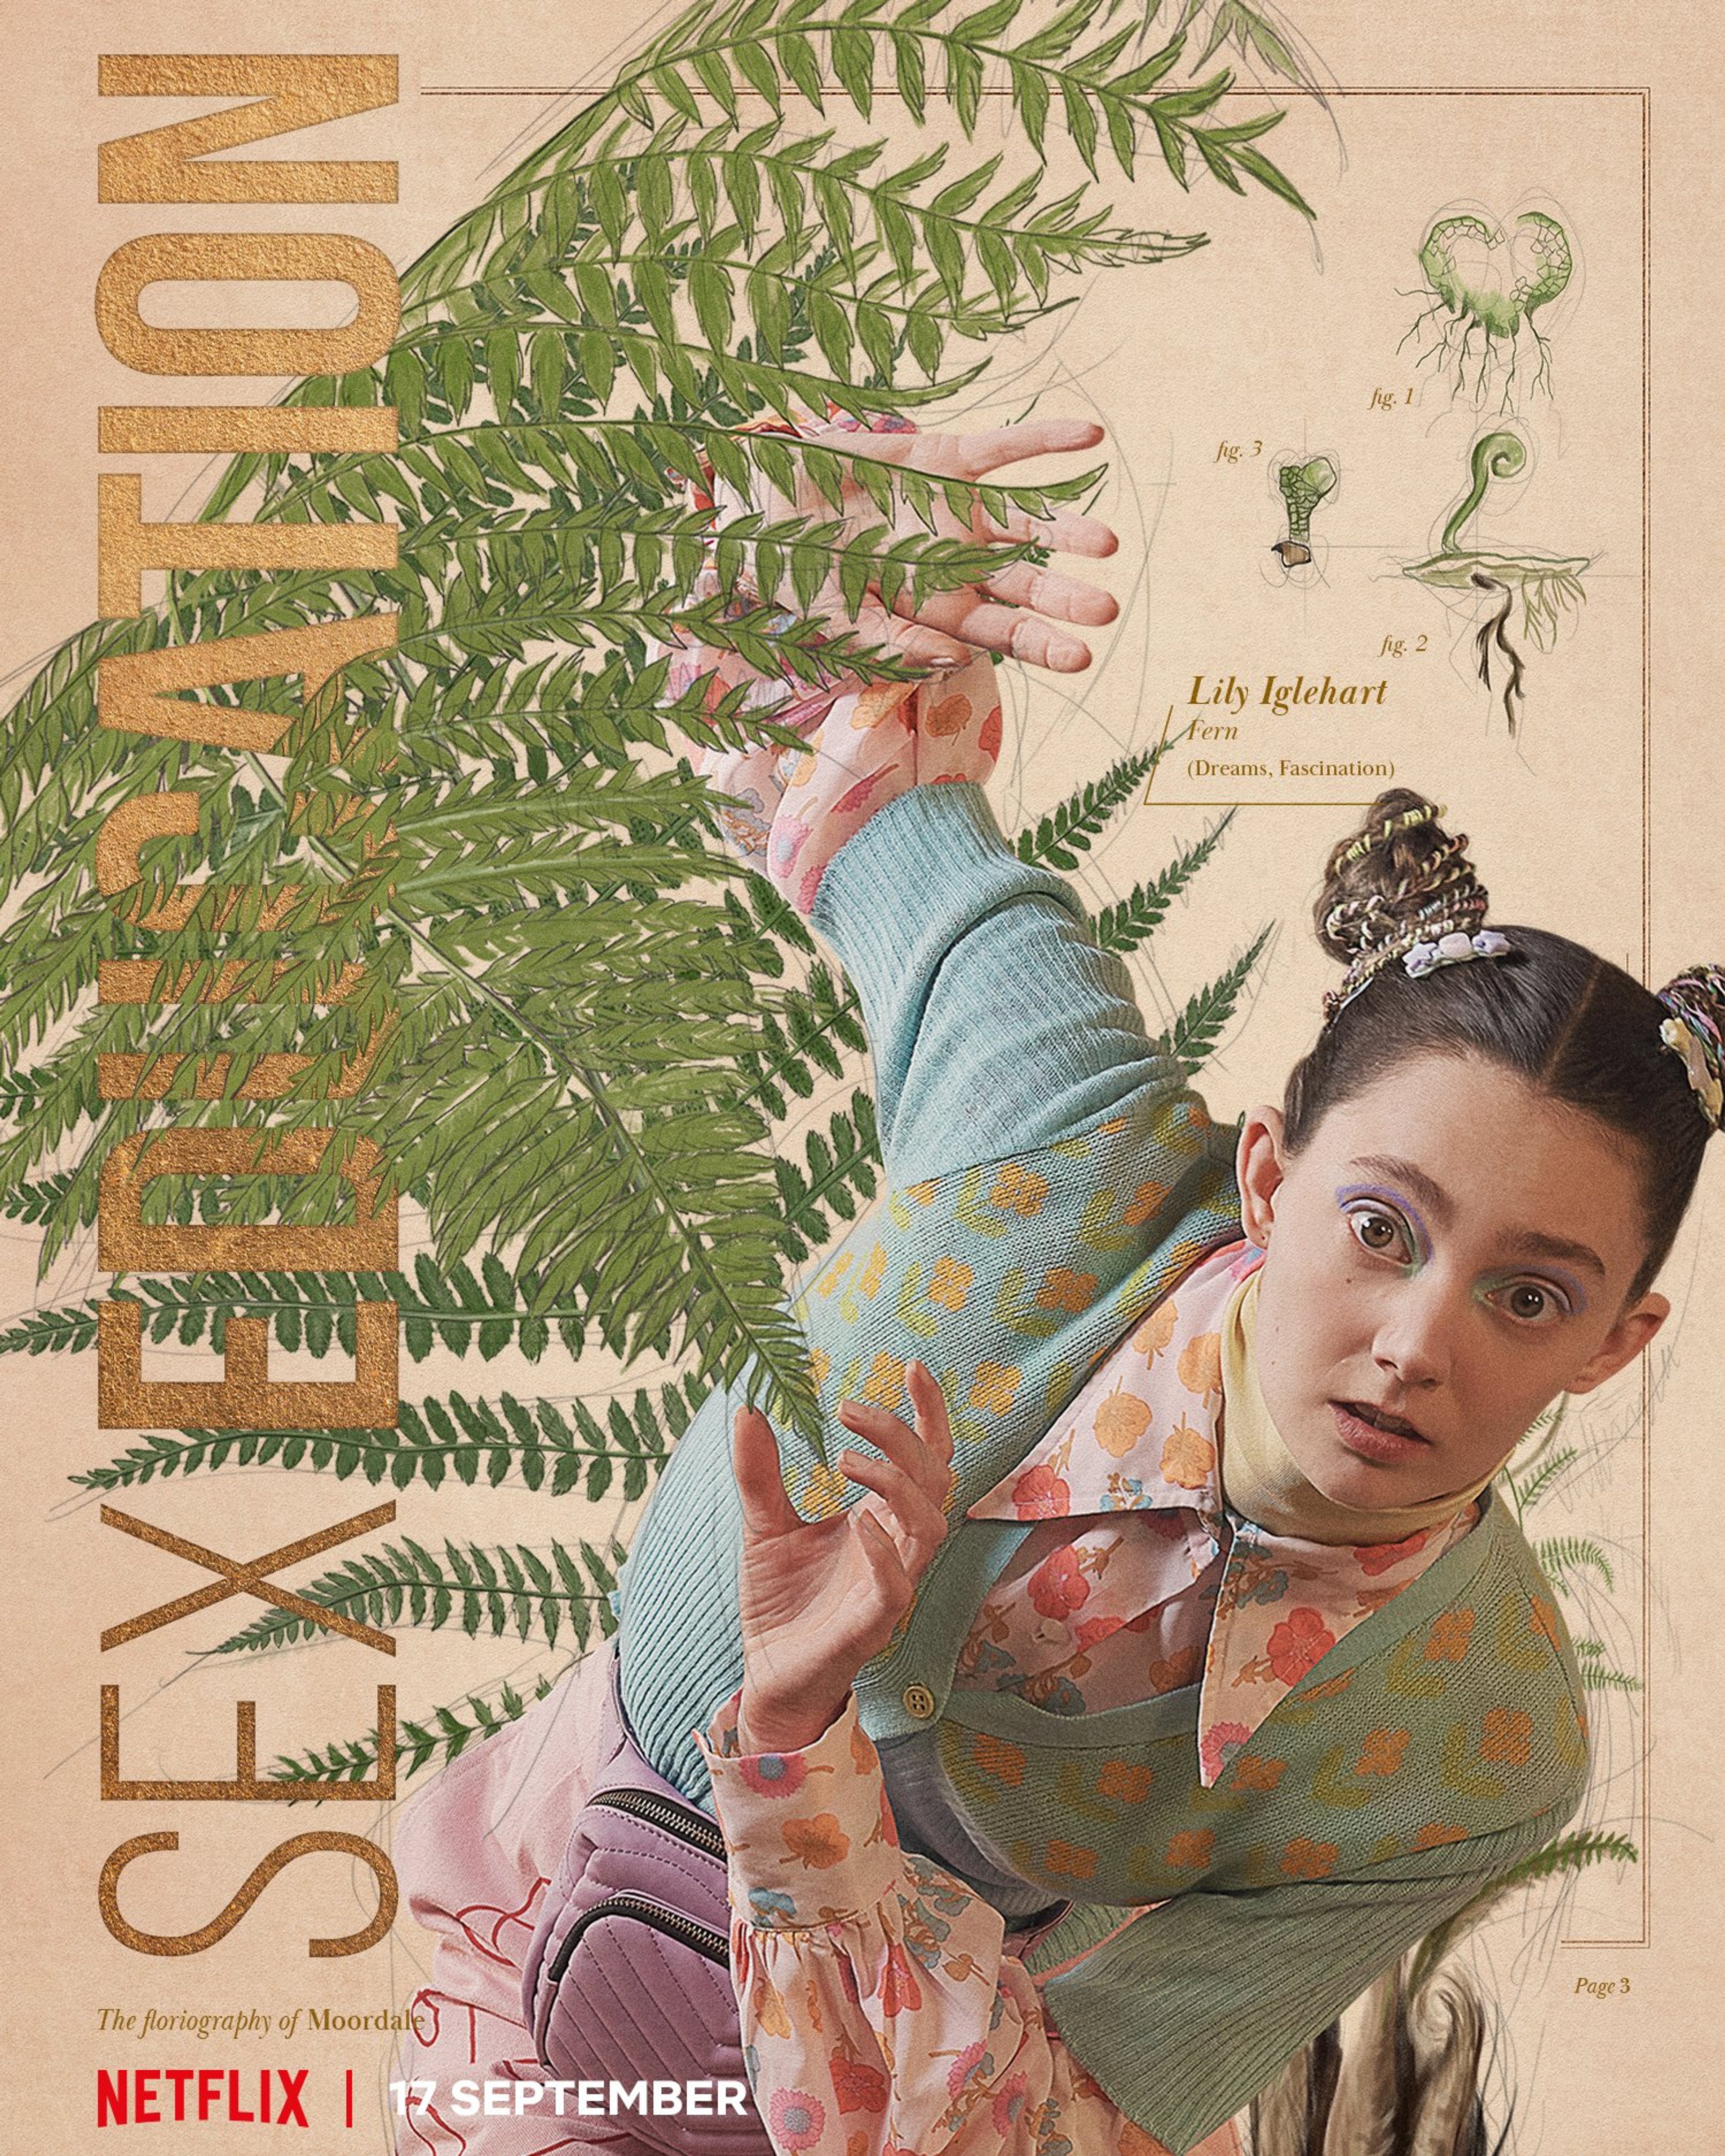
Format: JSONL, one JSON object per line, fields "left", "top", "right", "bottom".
{"left": 1656, "top": 964, "right": 1725, "bottom": 1129}
{"left": 1316, "top": 788, "right": 1489, "bottom": 968}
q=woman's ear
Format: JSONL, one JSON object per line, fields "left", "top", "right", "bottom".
{"left": 1563, "top": 1291, "right": 1671, "bottom": 1396}
{"left": 1236, "top": 1106, "right": 1288, "bottom": 1248}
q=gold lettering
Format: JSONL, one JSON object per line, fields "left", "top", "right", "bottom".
{"left": 99, "top": 1129, "right": 396, "bottom": 1272}
{"left": 100, "top": 1502, "right": 396, "bottom": 1652}
{"left": 98, "top": 1832, "right": 397, "bottom": 1957}
{"left": 97, "top": 1298, "right": 398, "bottom": 1431}
{"left": 98, "top": 615, "right": 396, "bottom": 742}
{"left": 94, "top": 231, "right": 399, "bottom": 378}
{"left": 100, "top": 405, "right": 398, "bottom": 455}
{"left": 97, "top": 472, "right": 396, "bottom": 618}
{"left": 101, "top": 1687, "right": 396, "bottom": 1798}
{"left": 99, "top": 54, "right": 397, "bottom": 204}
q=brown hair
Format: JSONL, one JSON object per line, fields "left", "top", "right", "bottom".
{"left": 1284, "top": 789, "right": 1720, "bottom": 1301}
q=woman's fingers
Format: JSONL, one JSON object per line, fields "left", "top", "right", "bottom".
{"left": 890, "top": 584, "right": 1097, "bottom": 672}
{"left": 982, "top": 503, "right": 1119, "bottom": 557}
{"left": 838, "top": 1446, "right": 948, "bottom": 1560}
{"left": 950, "top": 416, "right": 1106, "bottom": 480}
{"left": 731, "top": 1405, "right": 804, "bottom": 1541}
{"left": 979, "top": 558, "right": 1119, "bottom": 627}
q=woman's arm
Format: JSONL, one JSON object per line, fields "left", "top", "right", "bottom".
{"left": 696, "top": 1688, "right": 1200, "bottom": 2156}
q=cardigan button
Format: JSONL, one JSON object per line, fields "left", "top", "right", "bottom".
{"left": 902, "top": 1684, "right": 937, "bottom": 1721}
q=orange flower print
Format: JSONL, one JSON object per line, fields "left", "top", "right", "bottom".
{"left": 1160, "top": 1418, "right": 1217, "bottom": 1490}
{"left": 905, "top": 1180, "right": 938, "bottom": 1206}
{"left": 850, "top": 1718, "right": 876, "bottom": 1777}
{"left": 1123, "top": 1180, "right": 1172, "bottom": 1227}
{"left": 861, "top": 1352, "right": 907, "bottom": 1409}
{"left": 1357, "top": 1727, "right": 1411, "bottom": 1777}
{"left": 969, "top": 1361, "right": 1022, "bottom": 1415}
{"left": 1166, "top": 1828, "right": 1215, "bottom": 1869}
{"left": 1132, "top": 1299, "right": 1179, "bottom": 1359}
{"left": 755, "top": 1981, "right": 793, "bottom": 2039}
{"left": 920, "top": 691, "right": 973, "bottom": 738}
{"left": 1354, "top": 1529, "right": 1429, "bottom": 1576}
{"left": 1281, "top": 1837, "right": 1339, "bottom": 1880}
{"left": 1413, "top": 1822, "right": 1468, "bottom": 1850}
{"left": 1045, "top": 1840, "right": 1098, "bottom": 1880}
{"left": 928, "top": 1256, "right": 972, "bottom": 1312}
{"left": 782, "top": 1812, "right": 851, "bottom": 1869}
{"left": 974, "top": 1734, "right": 1026, "bottom": 1787}
{"left": 878, "top": 1943, "right": 924, "bottom": 2017}
{"left": 1028, "top": 1546, "right": 1090, "bottom": 1619}
{"left": 1200, "top": 1720, "right": 1252, "bottom": 1783}
{"left": 1424, "top": 1608, "right": 1476, "bottom": 1662}
{"left": 1149, "top": 1645, "right": 1204, "bottom": 1694}
{"left": 801, "top": 1460, "right": 849, "bottom": 1519}
{"left": 1479, "top": 1708, "right": 1533, "bottom": 1765}
{"left": 990, "top": 1163, "right": 1049, "bottom": 1216}
{"left": 1097, "top": 1759, "right": 1154, "bottom": 1804}
{"left": 856, "top": 1244, "right": 888, "bottom": 1299}
{"left": 1266, "top": 1606, "right": 1336, "bottom": 1684}
{"left": 1177, "top": 1331, "right": 1223, "bottom": 1401}
{"left": 1008, "top": 1460, "right": 1068, "bottom": 1517}
{"left": 1075, "top": 1613, "right": 1126, "bottom": 1652}
{"left": 1119, "top": 2121, "right": 1170, "bottom": 2156}
{"left": 1038, "top": 1266, "right": 1098, "bottom": 1314}
{"left": 1093, "top": 1388, "right": 1154, "bottom": 1457}
{"left": 876, "top": 1783, "right": 899, "bottom": 1850}
{"left": 1231, "top": 1752, "right": 1287, "bottom": 1792}
{"left": 831, "top": 2054, "right": 889, "bottom": 2116}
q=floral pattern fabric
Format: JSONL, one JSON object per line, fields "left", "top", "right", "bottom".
{"left": 960, "top": 1241, "right": 1477, "bottom": 1785}
{"left": 663, "top": 411, "right": 1004, "bottom": 915}
{"left": 698, "top": 1692, "right": 1241, "bottom": 2156}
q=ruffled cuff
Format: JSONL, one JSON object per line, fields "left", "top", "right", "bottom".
{"left": 694, "top": 1689, "right": 905, "bottom": 1931}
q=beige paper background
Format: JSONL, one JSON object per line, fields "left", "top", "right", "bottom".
{"left": 2, "top": 3, "right": 1721, "bottom": 2148}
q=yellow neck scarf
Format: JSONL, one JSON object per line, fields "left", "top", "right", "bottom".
{"left": 1219, "top": 1268, "right": 1493, "bottom": 1546}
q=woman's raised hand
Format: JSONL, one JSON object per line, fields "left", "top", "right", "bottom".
{"left": 733, "top": 1361, "right": 954, "bottom": 1754}
{"left": 760, "top": 416, "right": 1120, "bottom": 675}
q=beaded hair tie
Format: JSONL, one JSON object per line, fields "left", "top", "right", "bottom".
{"left": 1657, "top": 967, "right": 1725, "bottom": 1129}
{"left": 1321, "top": 809, "right": 1512, "bottom": 1023}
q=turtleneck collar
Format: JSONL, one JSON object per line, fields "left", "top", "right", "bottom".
{"left": 1219, "top": 1266, "right": 1494, "bottom": 1546}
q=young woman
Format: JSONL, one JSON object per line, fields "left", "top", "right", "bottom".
{"left": 393, "top": 420, "right": 1723, "bottom": 2156}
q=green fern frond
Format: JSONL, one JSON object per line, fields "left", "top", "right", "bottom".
{"left": 1409, "top": 1829, "right": 1639, "bottom": 1995}
{"left": 1093, "top": 810, "right": 1235, "bottom": 951}
{"left": 1533, "top": 1535, "right": 1615, "bottom": 1596}
{"left": 1014, "top": 747, "right": 1160, "bottom": 867}
{"left": 774, "top": 1090, "right": 882, "bottom": 1263}
{"left": 1150, "top": 924, "right": 1270, "bottom": 1072}
{"left": 270, "top": 1669, "right": 566, "bottom": 1788}
{"left": 208, "top": 1535, "right": 628, "bottom": 1656}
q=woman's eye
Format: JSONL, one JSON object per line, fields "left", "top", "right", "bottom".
{"left": 1494, "top": 1281, "right": 1568, "bottom": 1324}
{"left": 1348, "top": 1208, "right": 1410, "bottom": 1259}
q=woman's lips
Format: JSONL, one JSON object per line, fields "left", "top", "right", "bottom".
{"left": 1330, "top": 1399, "right": 1431, "bottom": 1464}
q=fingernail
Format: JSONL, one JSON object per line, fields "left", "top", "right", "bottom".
{"left": 924, "top": 655, "right": 965, "bottom": 672}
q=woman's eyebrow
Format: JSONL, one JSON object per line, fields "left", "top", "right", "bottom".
{"left": 1352, "top": 1155, "right": 1608, "bottom": 1278}
{"left": 1350, "top": 1156, "right": 1453, "bottom": 1226}
{"left": 1490, "top": 1229, "right": 1606, "bottom": 1279}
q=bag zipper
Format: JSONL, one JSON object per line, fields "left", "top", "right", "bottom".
{"left": 583, "top": 1783, "right": 727, "bottom": 1860}
{"left": 548, "top": 1889, "right": 731, "bottom": 1979}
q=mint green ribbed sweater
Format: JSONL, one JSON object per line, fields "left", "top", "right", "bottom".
{"left": 617, "top": 783, "right": 1587, "bottom": 2153}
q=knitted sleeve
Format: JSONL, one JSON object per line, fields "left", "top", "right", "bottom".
{"left": 810, "top": 781, "right": 1206, "bottom": 1188}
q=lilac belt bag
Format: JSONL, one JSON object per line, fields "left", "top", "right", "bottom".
{"left": 521, "top": 1655, "right": 770, "bottom": 2156}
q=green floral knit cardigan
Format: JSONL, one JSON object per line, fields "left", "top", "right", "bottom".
{"left": 618, "top": 782, "right": 1588, "bottom": 2152}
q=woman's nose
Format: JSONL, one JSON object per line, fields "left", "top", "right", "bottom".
{"left": 1371, "top": 1284, "right": 1455, "bottom": 1388}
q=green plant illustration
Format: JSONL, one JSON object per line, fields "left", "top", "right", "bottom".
{"left": 1402, "top": 429, "right": 1589, "bottom": 735}
{"left": 1271, "top": 453, "right": 1337, "bottom": 568}
{"left": 1401, "top": 208, "right": 1575, "bottom": 411}
{"left": 4, "top": 0, "right": 1316, "bottom": 1749}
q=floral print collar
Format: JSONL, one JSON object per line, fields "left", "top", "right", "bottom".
{"left": 964, "top": 1240, "right": 1478, "bottom": 1785}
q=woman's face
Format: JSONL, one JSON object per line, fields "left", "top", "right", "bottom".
{"left": 1237, "top": 1052, "right": 1670, "bottom": 1511}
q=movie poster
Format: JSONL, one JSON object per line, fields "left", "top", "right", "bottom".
{"left": 3, "top": 4, "right": 1721, "bottom": 2151}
